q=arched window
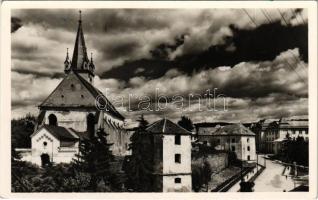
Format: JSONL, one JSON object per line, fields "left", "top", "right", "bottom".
{"left": 48, "top": 114, "right": 57, "bottom": 126}
{"left": 87, "top": 113, "right": 95, "bottom": 138}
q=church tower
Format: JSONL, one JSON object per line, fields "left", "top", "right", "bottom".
{"left": 64, "top": 10, "right": 95, "bottom": 84}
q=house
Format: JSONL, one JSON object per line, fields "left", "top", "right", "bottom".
{"left": 17, "top": 11, "right": 129, "bottom": 166}
{"left": 29, "top": 125, "right": 80, "bottom": 166}
{"left": 256, "top": 117, "right": 309, "bottom": 154}
{"left": 146, "top": 118, "right": 192, "bottom": 192}
{"left": 209, "top": 124, "right": 257, "bottom": 163}
{"left": 194, "top": 122, "right": 231, "bottom": 144}
{"left": 253, "top": 119, "right": 279, "bottom": 153}
{"left": 273, "top": 118, "right": 308, "bottom": 154}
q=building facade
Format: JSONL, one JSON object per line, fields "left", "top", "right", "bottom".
{"left": 257, "top": 118, "right": 309, "bottom": 154}
{"left": 208, "top": 124, "right": 257, "bottom": 163}
{"left": 146, "top": 118, "right": 192, "bottom": 192}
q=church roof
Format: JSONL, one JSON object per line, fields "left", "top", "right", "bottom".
{"left": 39, "top": 72, "right": 124, "bottom": 120}
{"left": 146, "top": 118, "right": 191, "bottom": 135}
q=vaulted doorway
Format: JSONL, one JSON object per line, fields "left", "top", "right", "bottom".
{"left": 41, "top": 153, "right": 51, "bottom": 167}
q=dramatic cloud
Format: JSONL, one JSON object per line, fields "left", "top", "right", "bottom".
{"left": 11, "top": 9, "right": 308, "bottom": 124}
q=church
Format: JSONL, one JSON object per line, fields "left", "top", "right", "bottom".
{"left": 21, "top": 11, "right": 131, "bottom": 166}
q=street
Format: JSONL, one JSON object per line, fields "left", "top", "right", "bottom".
{"left": 228, "top": 155, "right": 295, "bottom": 192}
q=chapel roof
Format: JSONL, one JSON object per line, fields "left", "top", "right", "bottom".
{"left": 31, "top": 125, "right": 79, "bottom": 141}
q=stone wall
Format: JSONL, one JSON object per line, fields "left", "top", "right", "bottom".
{"left": 192, "top": 152, "right": 228, "bottom": 173}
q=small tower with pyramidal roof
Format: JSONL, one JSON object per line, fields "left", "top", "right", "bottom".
{"left": 65, "top": 10, "right": 95, "bottom": 84}
{"left": 146, "top": 118, "right": 192, "bottom": 192}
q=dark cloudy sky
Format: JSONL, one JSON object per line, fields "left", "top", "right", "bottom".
{"left": 11, "top": 9, "right": 308, "bottom": 124}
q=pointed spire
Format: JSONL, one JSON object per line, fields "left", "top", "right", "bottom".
{"left": 89, "top": 52, "right": 95, "bottom": 71}
{"left": 65, "top": 48, "right": 69, "bottom": 61}
{"left": 70, "top": 10, "right": 90, "bottom": 71}
{"left": 64, "top": 48, "right": 71, "bottom": 73}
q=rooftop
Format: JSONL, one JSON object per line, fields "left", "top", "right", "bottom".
{"left": 212, "top": 124, "right": 256, "bottom": 136}
{"left": 32, "top": 125, "right": 79, "bottom": 141}
{"left": 146, "top": 118, "right": 191, "bottom": 135}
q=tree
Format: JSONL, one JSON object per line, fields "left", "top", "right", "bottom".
{"left": 137, "top": 114, "right": 149, "bottom": 130}
{"left": 124, "top": 115, "right": 153, "bottom": 192}
{"left": 11, "top": 114, "right": 36, "bottom": 148}
{"left": 177, "top": 116, "right": 194, "bottom": 132}
{"left": 72, "top": 128, "right": 114, "bottom": 191}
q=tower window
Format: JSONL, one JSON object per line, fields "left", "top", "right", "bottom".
{"left": 247, "top": 155, "right": 250, "bottom": 161}
{"left": 231, "top": 146, "right": 235, "bottom": 152}
{"left": 175, "top": 135, "right": 181, "bottom": 145}
{"left": 175, "top": 178, "right": 181, "bottom": 183}
{"left": 247, "top": 138, "right": 249, "bottom": 142}
{"left": 247, "top": 146, "right": 250, "bottom": 151}
{"left": 48, "top": 114, "right": 57, "bottom": 126}
{"left": 43, "top": 141, "right": 47, "bottom": 146}
{"left": 61, "top": 95, "right": 64, "bottom": 98}
{"left": 81, "top": 94, "right": 84, "bottom": 98}
{"left": 175, "top": 154, "right": 181, "bottom": 163}
{"left": 70, "top": 84, "right": 75, "bottom": 91}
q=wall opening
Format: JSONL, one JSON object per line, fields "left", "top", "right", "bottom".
{"left": 48, "top": 114, "right": 57, "bottom": 126}
{"left": 175, "top": 135, "right": 181, "bottom": 145}
{"left": 175, "top": 154, "right": 181, "bottom": 163}
{"left": 41, "top": 153, "right": 51, "bottom": 167}
{"left": 175, "top": 178, "right": 181, "bottom": 183}
{"left": 87, "top": 113, "right": 95, "bottom": 138}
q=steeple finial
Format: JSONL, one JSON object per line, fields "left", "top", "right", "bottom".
{"left": 89, "top": 52, "right": 95, "bottom": 71}
{"left": 64, "top": 48, "right": 69, "bottom": 62}
{"left": 79, "top": 10, "right": 82, "bottom": 22}
{"left": 66, "top": 48, "right": 69, "bottom": 58}
{"left": 64, "top": 48, "right": 71, "bottom": 73}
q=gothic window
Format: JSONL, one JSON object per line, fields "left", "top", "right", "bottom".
{"left": 175, "top": 154, "right": 181, "bottom": 163}
{"left": 175, "top": 135, "right": 181, "bottom": 145}
{"left": 175, "top": 178, "right": 181, "bottom": 183}
{"left": 87, "top": 113, "right": 95, "bottom": 138}
{"left": 48, "top": 114, "right": 57, "bottom": 126}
